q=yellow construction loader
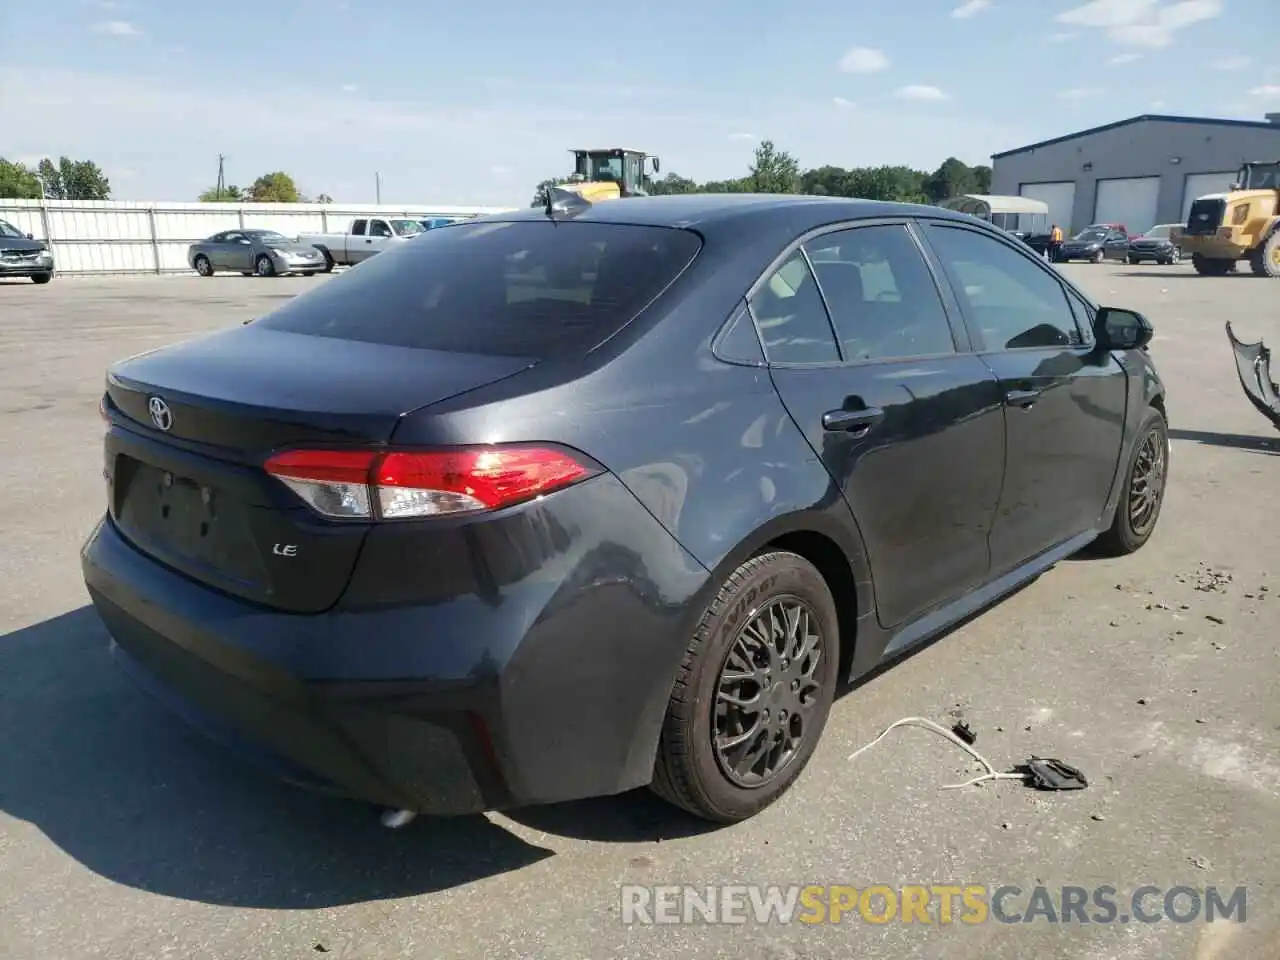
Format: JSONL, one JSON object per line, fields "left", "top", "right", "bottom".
{"left": 1175, "top": 159, "right": 1280, "bottom": 277}
{"left": 556, "top": 148, "right": 661, "bottom": 203}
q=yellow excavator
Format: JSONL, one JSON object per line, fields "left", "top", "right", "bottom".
{"left": 552, "top": 148, "right": 661, "bottom": 204}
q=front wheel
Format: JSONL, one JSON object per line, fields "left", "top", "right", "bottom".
{"left": 1092, "top": 249, "right": 1105, "bottom": 264}
{"left": 1127, "top": 255, "right": 1139, "bottom": 265}
{"left": 31, "top": 272, "right": 52, "bottom": 284}
{"left": 1095, "top": 407, "right": 1169, "bottom": 556}
{"left": 650, "top": 550, "right": 839, "bottom": 823}
{"left": 1192, "top": 254, "right": 1232, "bottom": 276}
{"left": 254, "top": 254, "right": 276, "bottom": 278}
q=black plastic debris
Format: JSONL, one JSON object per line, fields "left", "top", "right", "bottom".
{"left": 1014, "top": 757, "right": 1089, "bottom": 791}
{"left": 951, "top": 721, "right": 977, "bottom": 745}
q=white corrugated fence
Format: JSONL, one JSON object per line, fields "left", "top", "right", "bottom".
{"left": 0, "top": 198, "right": 516, "bottom": 276}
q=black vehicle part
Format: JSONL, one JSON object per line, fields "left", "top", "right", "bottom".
{"left": 1225, "top": 322, "right": 1280, "bottom": 431}
{"left": 1015, "top": 757, "right": 1089, "bottom": 791}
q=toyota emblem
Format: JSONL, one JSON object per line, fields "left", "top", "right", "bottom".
{"left": 148, "top": 396, "right": 173, "bottom": 431}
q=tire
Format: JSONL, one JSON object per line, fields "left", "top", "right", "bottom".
{"left": 193, "top": 255, "right": 213, "bottom": 277}
{"left": 318, "top": 249, "right": 335, "bottom": 273}
{"left": 1169, "top": 247, "right": 1181, "bottom": 265}
{"left": 1127, "top": 255, "right": 1139, "bottom": 265}
{"left": 1091, "top": 249, "right": 1105, "bottom": 264}
{"left": 1192, "top": 254, "right": 1232, "bottom": 276}
{"left": 30, "top": 272, "right": 52, "bottom": 284}
{"left": 254, "top": 254, "right": 276, "bottom": 278}
{"left": 1247, "top": 231, "right": 1280, "bottom": 278}
{"left": 1094, "top": 407, "right": 1169, "bottom": 556}
{"left": 650, "top": 550, "right": 839, "bottom": 823}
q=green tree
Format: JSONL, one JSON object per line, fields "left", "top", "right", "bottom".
{"left": 198, "top": 185, "right": 244, "bottom": 202}
{"left": 247, "top": 171, "right": 300, "bottom": 203}
{"left": 925, "top": 157, "right": 977, "bottom": 203}
{"left": 971, "top": 164, "right": 992, "bottom": 193}
{"left": 0, "top": 158, "right": 42, "bottom": 199}
{"left": 747, "top": 139, "right": 800, "bottom": 194}
{"left": 800, "top": 165, "right": 855, "bottom": 197}
{"left": 845, "top": 165, "right": 930, "bottom": 203}
{"left": 646, "top": 172, "right": 699, "bottom": 195}
{"left": 314, "top": 193, "right": 334, "bottom": 204}
{"left": 36, "top": 156, "right": 111, "bottom": 200}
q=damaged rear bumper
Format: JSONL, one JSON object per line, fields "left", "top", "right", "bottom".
{"left": 1225, "top": 322, "right": 1280, "bottom": 432}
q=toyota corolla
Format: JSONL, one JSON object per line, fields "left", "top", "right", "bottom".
{"left": 82, "top": 195, "right": 1169, "bottom": 824}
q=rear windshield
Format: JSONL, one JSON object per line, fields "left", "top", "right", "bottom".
{"left": 255, "top": 220, "right": 701, "bottom": 357}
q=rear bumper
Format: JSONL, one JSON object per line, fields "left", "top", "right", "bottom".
{"left": 81, "top": 473, "right": 709, "bottom": 815}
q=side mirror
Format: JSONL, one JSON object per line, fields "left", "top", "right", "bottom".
{"left": 26, "top": 232, "right": 34, "bottom": 240}
{"left": 1095, "top": 307, "right": 1153, "bottom": 351}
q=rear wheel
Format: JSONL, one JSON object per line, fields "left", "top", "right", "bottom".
{"left": 650, "top": 550, "right": 839, "bottom": 823}
{"left": 254, "top": 254, "right": 276, "bottom": 277}
{"left": 1095, "top": 407, "right": 1169, "bottom": 556}
{"left": 1248, "top": 232, "right": 1280, "bottom": 278}
{"left": 1091, "top": 249, "right": 1105, "bottom": 264}
{"left": 193, "top": 255, "right": 213, "bottom": 277}
{"left": 1192, "top": 254, "right": 1233, "bottom": 276}
{"left": 319, "top": 250, "right": 335, "bottom": 273}
{"left": 1127, "top": 255, "right": 1139, "bottom": 265}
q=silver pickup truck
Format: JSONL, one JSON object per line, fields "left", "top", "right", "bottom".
{"left": 298, "top": 216, "right": 423, "bottom": 270}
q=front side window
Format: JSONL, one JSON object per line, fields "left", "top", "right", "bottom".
{"left": 0, "top": 219, "right": 23, "bottom": 238}
{"left": 255, "top": 220, "right": 701, "bottom": 358}
{"left": 925, "top": 225, "right": 1083, "bottom": 350}
{"left": 369, "top": 220, "right": 392, "bottom": 238}
{"left": 747, "top": 251, "right": 840, "bottom": 364}
{"left": 803, "top": 224, "right": 956, "bottom": 361}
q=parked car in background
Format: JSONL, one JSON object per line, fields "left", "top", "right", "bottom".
{"left": 84, "top": 195, "right": 1169, "bottom": 826}
{"left": 418, "top": 216, "right": 466, "bottom": 230}
{"left": 0, "top": 218, "right": 54, "bottom": 284}
{"left": 1056, "top": 226, "right": 1130, "bottom": 263}
{"left": 189, "top": 230, "right": 327, "bottom": 278}
{"left": 1126, "top": 224, "right": 1183, "bottom": 265}
{"left": 298, "top": 217, "right": 423, "bottom": 270}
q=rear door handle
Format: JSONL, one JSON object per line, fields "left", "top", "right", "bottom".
{"left": 822, "top": 407, "right": 884, "bottom": 434}
{"left": 1005, "top": 388, "right": 1041, "bottom": 409}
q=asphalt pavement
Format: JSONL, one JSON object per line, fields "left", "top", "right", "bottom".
{"left": 1, "top": 265, "right": 1277, "bottom": 959}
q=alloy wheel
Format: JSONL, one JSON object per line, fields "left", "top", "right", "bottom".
{"left": 713, "top": 596, "right": 826, "bottom": 788}
{"left": 1129, "top": 428, "right": 1167, "bottom": 536}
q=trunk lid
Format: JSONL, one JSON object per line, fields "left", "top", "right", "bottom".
{"left": 103, "top": 325, "right": 536, "bottom": 613}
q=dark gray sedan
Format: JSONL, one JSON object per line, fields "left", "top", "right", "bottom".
{"left": 188, "top": 229, "right": 327, "bottom": 278}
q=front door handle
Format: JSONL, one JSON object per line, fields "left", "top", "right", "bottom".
{"left": 1005, "top": 388, "right": 1041, "bottom": 409}
{"left": 822, "top": 406, "right": 885, "bottom": 434}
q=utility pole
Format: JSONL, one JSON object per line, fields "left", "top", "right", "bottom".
{"left": 216, "top": 154, "right": 226, "bottom": 197}
{"left": 375, "top": 171, "right": 382, "bottom": 205}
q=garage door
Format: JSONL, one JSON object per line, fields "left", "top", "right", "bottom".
{"left": 1182, "top": 171, "right": 1237, "bottom": 222}
{"left": 1019, "top": 182, "right": 1076, "bottom": 233}
{"left": 1093, "top": 177, "right": 1160, "bottom": 236}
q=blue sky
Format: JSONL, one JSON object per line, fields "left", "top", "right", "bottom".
{"left": 3, "top": 0, "right": 1278, "bottom": 206}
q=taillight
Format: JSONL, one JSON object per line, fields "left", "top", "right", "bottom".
{"left": 264, "top": 445, "right": 597, "bottom": 520}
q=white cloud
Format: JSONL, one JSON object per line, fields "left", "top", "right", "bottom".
{"left": 1109, "top": 53, "right": 1142, "bottom": 64}
{"left": 832, "top": 96, "right": 855, "bottom": 109}
{"left": 1212, "top": 56, "right": 1252, "bottom": 71}
{"left": 896, "top": 85, "right": 950, "bottom": 102}
{"left": 341, "top": 84, "right": 357, "bottom": 92}
{"left": 1055, "top": 0, "right": 1221, "bottom": 48}
{"left": 1151, "top": 99, "right": 1167, "bottom": 109}
{"left": 1049, "top": 31, "right": 1077, "bottom": 42}
{"left": 1057, "top": 87, "right": 1103, "bottom": 101}
{"left": 838, "top": 46, "right": 890, "bottom": 73}
{"left": 727, "top": 132, "right": 757, "bottom": 140}
{"left": 951, "top": 0, "right": 991, "bottom": 18}
{"left": 93, "top": 20, "right": 142, "bottom": 36}
{"left": 1248, "top": 85, "right": 1280, "bottom": 102}
{"left": 489, "top": 164, "right": 512, "bottom": 177}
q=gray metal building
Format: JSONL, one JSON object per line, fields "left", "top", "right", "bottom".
{"left": 990, "top": 113, "right": 1280, "bottom": 235}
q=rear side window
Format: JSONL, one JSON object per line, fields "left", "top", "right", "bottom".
{"left": 747, "top": 252, "right": 839, "bottom": 364}
{"left": 255, "top": 220, "right": 702, "bottom": 358}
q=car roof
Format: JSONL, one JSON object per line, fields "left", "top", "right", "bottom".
{"left": 485, "top": 193, "right": 978, "bottom": 237}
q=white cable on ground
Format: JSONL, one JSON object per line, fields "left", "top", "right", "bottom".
{"left": 847, "top": 716, "right": 1027, "bottom": 789}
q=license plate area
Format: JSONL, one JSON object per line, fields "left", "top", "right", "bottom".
{"left": 115, "top": 457, "right": 268, "bottom": 589}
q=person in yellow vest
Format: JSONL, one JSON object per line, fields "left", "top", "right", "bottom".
{"left": 1048, "top": 224, "right": 1064, "bottom": 263}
